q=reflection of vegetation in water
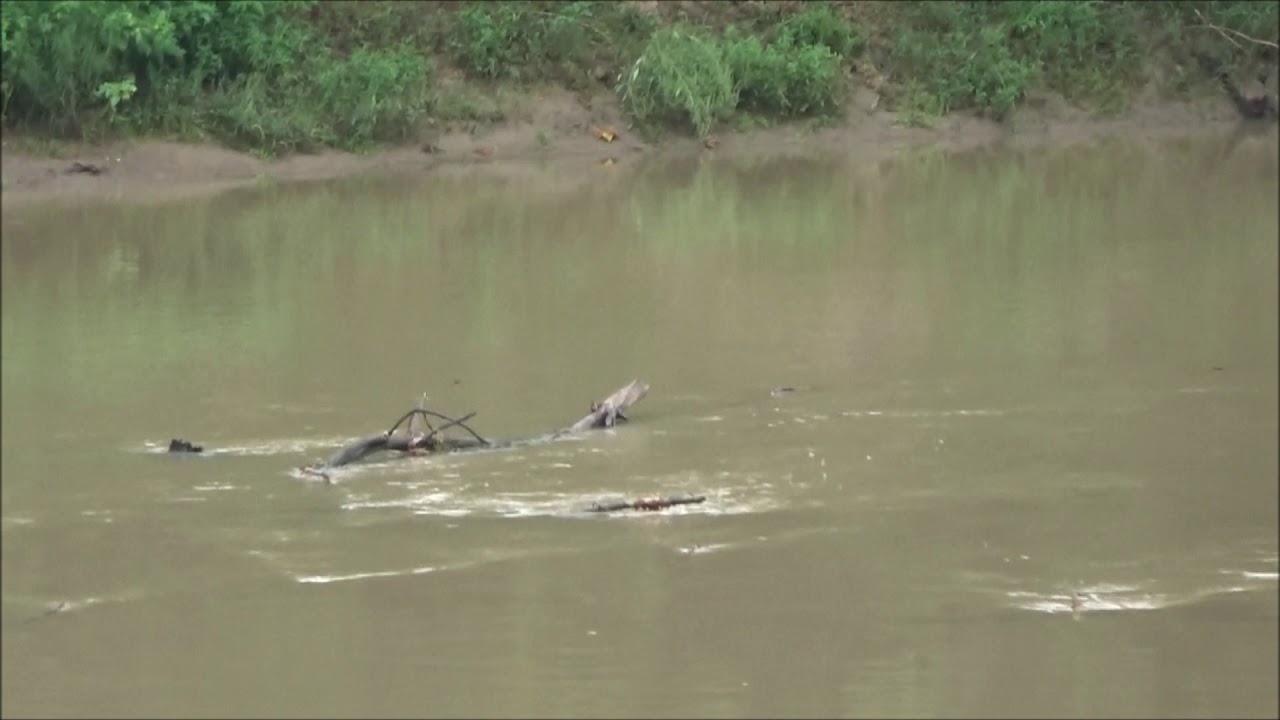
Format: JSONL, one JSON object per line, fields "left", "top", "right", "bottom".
{"left": 879, "top": 137, "right": 1277, "bottom": 372}
{"left": 626, "top": 156, "right": 854, "bottom": 259}
{"left": 3, "top": 135, "right": 1275, "bottom": 418}
{"left": 4, "top": 196, "right": 296, "bottom": 404}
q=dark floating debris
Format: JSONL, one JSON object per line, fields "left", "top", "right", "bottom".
{"left": 66, "top": 160, "right": 105, "bottom": 176}
{"left": 19, "top": 600, "right": 71, "bottom": 626}
{"left": 168, "top": 438, "right": 203, "bottom": 454}
{"left": 586, "top": 494, "right": 706, "bottom": 513}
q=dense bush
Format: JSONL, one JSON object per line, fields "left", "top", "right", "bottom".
{"left": 617, "top": 26, "right": 737, "bottom": 137}
{"left": 445, "top": 1, "right": 658, "bottom": 88}
{"left": 1, "top": 0, "right": 431, "bottom": 151}
{"left": 448, "top": 2, "right": 588, "bottom": 82}
{"left": 207, "top": 42, "right": 431, "bottom": 153}
{"left": 883, "top": 1, "right": 1260, "bottom": 123}
{"left": 774, "top": 4, "right": 862, "bottom": 60}
{"left": 619, "top": 7, "right": 859, "bottom": 136}
{"left": 892, "top": 18, "right": 1037, "bottom": 121}
{"left": 723, "top": 32, "right": 845, "bottom": 117}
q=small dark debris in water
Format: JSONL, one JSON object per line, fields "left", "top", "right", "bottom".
{"left": 452, "top": 378, "right": 461, "bottom": 385}
{"left": 587, "top": 495, "right": 706, "bottom": 513}
{"left": 771, "top": 386, "right": 797, "bottom": 397}
{"left": 19, "top": 601, "right": 70, "bottom": 626}
{"left": 1211, "top": 366, "right": 1224, "bottom": 371}
{"left": 66, "top": 161, "right": 105, "bottom": 176}
{"left": 168, "top": 438, "right": 203, "bottom": 454}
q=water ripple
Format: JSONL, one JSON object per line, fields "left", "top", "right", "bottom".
{"left": 296, "top": 566, "right": 437, "bottom": 584}
{"left": 1008, "top": 582, "right": 1259, "bottom": 615}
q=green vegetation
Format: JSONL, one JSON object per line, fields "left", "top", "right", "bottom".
{"left": 2, "top": 1, "right": 1274, "bottom": 153}
{"left": 618, "top": 26, "right": 737, "bottom": 137}
{"left": 889, "top": 2, "right": 1149, "bottom": 122}
{"left": 0, "top": 0, "right": 433, "bottom": 152}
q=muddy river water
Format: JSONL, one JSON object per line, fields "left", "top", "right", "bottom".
{"left": 2, "top": 131, "right": 1277, "bottom": 718}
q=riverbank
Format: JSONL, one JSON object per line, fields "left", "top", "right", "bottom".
{"left": 1, "top": 85, "right": 1265, "bottom": 209}
{"left": 2, "top": 1, "right": 1276, "bottom": 208}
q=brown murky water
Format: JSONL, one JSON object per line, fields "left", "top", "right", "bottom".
{"left": 3, "top": 131, "right": 1277, "bottom": 718}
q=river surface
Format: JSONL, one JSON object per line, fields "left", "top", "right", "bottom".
{"left": 2, "top": 131, "right": 1277, "bottom": 718}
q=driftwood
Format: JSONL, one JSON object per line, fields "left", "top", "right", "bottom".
{"left": 585, "top": 495, "right": 706, "bottom": 513}
{"left": 309, "top": 380, "right": 651, "bottom": 475}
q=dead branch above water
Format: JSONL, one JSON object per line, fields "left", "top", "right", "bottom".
{"left": 311, "top": 379, "right": 651, "bottom": 474}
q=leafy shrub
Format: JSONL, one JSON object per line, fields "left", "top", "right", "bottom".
{"left": 2, "top": 1, "right": 171, "bottom": 132}
{"left": 775, "top": 4, "right": 862, "bottom": 59}
{"left": 1003, "top": 1, "right": 1140, "bottom": 102}
{"left": 617, "top": 26, "right": 737, "bottom": 137}
{"left": 447, "top": 2, "right": 594, "bottom": 83}
{"left": 896, "top": 22, "right": 1034, "bottom": 120}
{"left": 724, "top": 31, "right": 845, "bottom": 116}
{"left": 889, "top": 6, "right": 1039, "bottom": 120}
{"left": 0, "top": 0, "right": 429, "bottom": 152}
{"left": 887, "top": 1, "right": 1153, "bottom": 121}
{"left": 313, "top": 44, "right": 431, "bottom": 144}
{"left": 208, "top": 43, "right": 430, "bottom": 154}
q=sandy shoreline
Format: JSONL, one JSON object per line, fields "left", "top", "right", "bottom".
{"left": 0, "top": 89, "right": 1261, "bottom": 209}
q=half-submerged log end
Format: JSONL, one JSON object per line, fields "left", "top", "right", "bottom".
{"left": 567, "top": 380, "right": 651, "bottom": 434}
{"left": 168, "top": 438, "right": 203, "bottom": 453}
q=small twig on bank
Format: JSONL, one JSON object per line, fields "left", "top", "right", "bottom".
{"left": 1191, "top": 9, "right": 1279, "bottom": 51}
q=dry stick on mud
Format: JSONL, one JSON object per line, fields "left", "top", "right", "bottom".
{"left": 315, "top": 379, "right": 650, "bottom": 472}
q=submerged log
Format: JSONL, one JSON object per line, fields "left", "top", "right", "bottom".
{"left": 314, "top": 379, "right": 651, "bottom": 471}
{"left": 586, "top": 495, "right": 706, "bottom": 513}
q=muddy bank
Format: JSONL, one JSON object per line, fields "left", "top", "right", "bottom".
{"left": 0, "top": 89, "right": 1265, "bottom": 208}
